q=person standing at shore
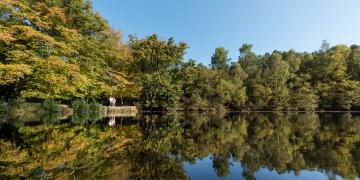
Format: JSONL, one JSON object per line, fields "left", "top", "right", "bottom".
{"left": 112, "top": 96, "right": 116, "bottom": 106}
{"left": 109, "top": 97, "right": 116, "bottom": 106}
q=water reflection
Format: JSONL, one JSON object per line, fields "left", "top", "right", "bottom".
{"left": 108, "top": 116, "right": 116, "bottom": 126}
{"left": 0, "top": 112, "right": 360, "bottom": 179}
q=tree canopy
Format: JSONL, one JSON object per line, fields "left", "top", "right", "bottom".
{"left": 1, "top": 0, "right": 360, "bottom": 110}
{"left": 0, "top": 0, "right": 135, "bottom": 101}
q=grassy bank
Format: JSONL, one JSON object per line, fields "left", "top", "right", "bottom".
{"left": 1, "top": 102, "right": 71, "bottom": 123}
{"left": 1, "top": 101, "right": 138, "bottom": 123}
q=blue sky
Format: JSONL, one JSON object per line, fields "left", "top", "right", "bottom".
{"left": 92, "top": 0, "right": 360, "bottom": 65}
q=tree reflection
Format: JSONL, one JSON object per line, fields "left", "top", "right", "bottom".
{"left": 0, "top": 112, "right": 360, "bottom": 179}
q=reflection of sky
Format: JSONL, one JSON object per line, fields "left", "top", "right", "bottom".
{"left": 183, "top": 156, "right": 354, "bottom": 180}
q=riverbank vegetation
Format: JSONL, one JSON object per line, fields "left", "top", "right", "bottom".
{"left": 71, "top": 100, "right": 105, "bottom": 124}
{"left": 0, "top": 98, "right": 105, "bottom": 124}
{"left": 1, "top": 0, "right": 360, "bottom": 111}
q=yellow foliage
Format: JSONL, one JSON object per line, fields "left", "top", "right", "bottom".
{"left": 0, "top": 32, "right": 16, "bottom": 44}
{"left": 6, "top": 50, "right": 29, "bottom": 62}
{"left": 21, "top": 56, "right": 89, "bottom": 99}
{"left": 0, "top": 0, "right": 136, "bottom": 100}
{"left": 48, "top": 7, "right": 67, "bottom": 23}
{"left": 0, "top": 0, "right": 14, "bottom": 6}
{"left": 12, "top": 25, "right": 56, "bottom": 44}
{"left": 0, "top": 63, "right": 32, "bottom": 85}
{"left": 0, "top": 140, "right": 28, "bottom": 163}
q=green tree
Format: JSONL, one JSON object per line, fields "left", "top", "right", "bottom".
{"left": 238, "top": 44, "right": 259, "bottom": 79}
{"left": 129, "top": 34, "right": 187, "bottom": 109}
{"left": 139, "top": 72, "right": 182, "bottom": 110}
{"left": 228, "top": 63, "right": 248, "bottom": 109}
{"left": 347, "top": 46, "right": 360, "bottom": 81}
{"left": 262, "top": 53, "right": 290, "bottom": 110}
{"left": 129, "top": 34, "right": 187, "bottom": 74}
{"left": 312, "top": 45, "right": 355, "bottom": 109}
{"left": 320, "top": 40, "right": 331, "bottom": 53}
{"left": 211, "top": 47, "right": 230, "bottom": 70}
{"left": 288, "top": 75, "right": 318, "bottom": 110}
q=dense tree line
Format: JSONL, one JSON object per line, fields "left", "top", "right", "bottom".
{"left": 131, "top": 36, "right": 360, "bottom": 111}
{"left": 1, "top": 0, "right": 360, "bottom": 110}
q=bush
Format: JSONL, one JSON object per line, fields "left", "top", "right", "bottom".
{"left": 72, "top": 100, "right": 104, "bottom": 124}
{"left": 42, "top": 99, "right": 61, "bottom": 113}
{"left": 41, "top": 99, "right": 61, "bottom": 124}
{"left": 42, "top": 113, "right": 61, "bottom": 124}
{"left": 71, "top": 100, "right": 104, "bottom": 124}
{"left": 89, "top": 101, "right": 105, "bottom": 120}
{"left": 71, "top": 100, "right": 89, "bottom": 125}
{"left": 72, "top": 100, "right": 89, "bottom": 115}
{"left": 9, "top": 97, "right": 25, "bottom": 108}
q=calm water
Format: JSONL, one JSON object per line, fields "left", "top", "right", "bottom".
{"left": 1, "top": 112, "right": 360, "bottom": 179}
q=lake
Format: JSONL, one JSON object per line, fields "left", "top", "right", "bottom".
{"left": 1, "top": 112, "right": 360, "bottom": 179}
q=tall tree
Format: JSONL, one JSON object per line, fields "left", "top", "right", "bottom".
{"left": 228, "top": 63, "right": 248, "bottom": 109}
{"left": 263, "top": 53, "right": 290, "bottom": 110}
{"left": 347, "top": 46, "right": 360, "bottom": 81}
{"left": 211, "top": 47, "right": 230, "bottom": 70}
{"left": 129, "top": 34, "right": 187, "bottom": 109}
{"left": 320, "top": 40, "right": 331, "bottom": 53}
{"left": 288, "top": 75, "right": 318, "bottom": 110}
{"left": 0, "top": 0, "right": 134, "bottom": 100}
{"left": 312, "top": 45, "right": 357, "bottom": 109}
{"left": 129, "top": 34, "right": 187, "bottom": 74}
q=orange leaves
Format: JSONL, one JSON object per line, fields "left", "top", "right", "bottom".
{"left": 0, "top": 32, "right": 16, "bottom": 44}
{"left": 0, "top": 0, "right": 14, "bottom": 6}
{"left": 48, "top": 7, "right": 67, "bottom": 23}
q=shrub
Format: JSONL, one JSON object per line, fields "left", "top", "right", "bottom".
{"left": 41, "top": 99, "right": 61, "bottom": 124}
{"left": 9, "top": 97, "right": 25, "bottom": 108}
{"left": 71, "top": 100, "right": 104, "bottom": 124}
{"left": 42, "top": 113, "right": 61, "bottom": 124}
{"left": 89, "top": 101, "right": 105, "bottom": 120}
{"left": 71, "top": 100, "right": 89, "bottom": 124}
{"left": 72, "top": 100, "right": 89, "bottom": 115}
{"left": 42, "top": 99, "right": 61, "bottom": 113}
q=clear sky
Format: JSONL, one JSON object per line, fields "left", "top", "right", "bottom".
{"left": 92, "top": 0, "right": 360, "bottom": 65}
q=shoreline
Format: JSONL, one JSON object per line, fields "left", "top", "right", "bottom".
{"left": 3, "top": 102, "right": 360, "bottom": 118}
{"left": 140, "top": 109, "right": 360, "bottom": 113}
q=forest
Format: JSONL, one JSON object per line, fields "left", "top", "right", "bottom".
{"left": 1, "top": 0, "right": 360, "bottom": 111}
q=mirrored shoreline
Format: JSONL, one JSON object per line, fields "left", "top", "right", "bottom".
{"left": 1, "top": 112, "right": 360, "bottom": 179}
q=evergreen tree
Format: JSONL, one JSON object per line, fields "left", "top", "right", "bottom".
{"left": 211, "top": 47, "right": 230, "bottom": 70}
